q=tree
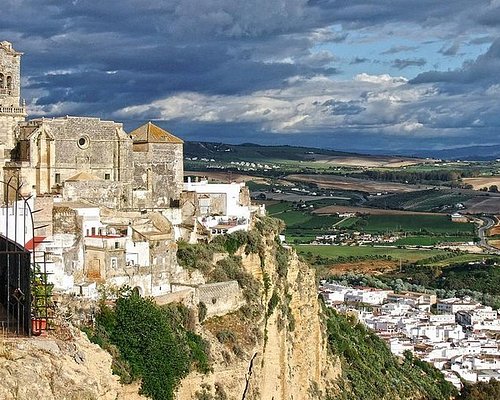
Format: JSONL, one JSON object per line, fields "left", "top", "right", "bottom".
{"left": 458, "top": 379, "right": 500, "bottom": 400}
{"left": 488, "top": 185, "right": 498, "bottom": 193}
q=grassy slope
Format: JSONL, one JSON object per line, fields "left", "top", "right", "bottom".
{"left": 326, "top": 309, "right": 457, "bottom": 400}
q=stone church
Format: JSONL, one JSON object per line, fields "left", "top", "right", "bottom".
{"left": 0, "top": 40, "right": 184, "bottom": 210}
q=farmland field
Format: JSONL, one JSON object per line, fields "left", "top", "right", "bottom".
{"left": 267, "top": 202, "right": 342, "bottom": 243}
{"left": 365, "top": 189, "right": 478, "bottom": 212}
{"left": 296, "top": 245, "right": 451, "bottom": 263}
{"left": 361, "top": 214, "right": 475, "bottom": 234}
{"left": 389, "top": 235, "right": 474, "bottom": 246}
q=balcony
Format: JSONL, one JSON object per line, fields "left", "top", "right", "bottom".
{"left": 0, "top": 105, "right": 26, "bottom": 115}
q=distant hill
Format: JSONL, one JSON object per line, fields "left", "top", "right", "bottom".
{"left": 184, "top": 141, "right": 356, "bottom": 161}
{"left": 185, "top": 141, "right": 500, "bottom": 161}
{"left": 184, "top": 141, "right": 425, "bottom": 166}
{"left": 366, "top": 144, "right": 500, "bottom": 161}
{"left": 411, "top": 144, "right": 500, "bottom": 160}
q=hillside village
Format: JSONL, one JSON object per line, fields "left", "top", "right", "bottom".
{"left": 320, "top": 281, "right": 500, "bottom": 389}
{"left": 0, "top": 41, "right": 260, "bottom": 317}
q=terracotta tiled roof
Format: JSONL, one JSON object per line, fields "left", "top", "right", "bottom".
{"left": 129, "top": 121, "right": 183, "bottom": 144}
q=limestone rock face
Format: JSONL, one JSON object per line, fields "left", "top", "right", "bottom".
{"left": 176, "top": 236, "right": 340, "bottom": 400}
{"left": 0, "top": 330, "right": 146, "bottom": 400}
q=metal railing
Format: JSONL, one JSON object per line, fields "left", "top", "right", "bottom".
{"left": 0, "top": 105, "right": 25, "bottom": 115}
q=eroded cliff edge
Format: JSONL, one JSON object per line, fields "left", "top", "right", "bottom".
{"left": 176, "top": 220, "right": 340, "bottom": 399}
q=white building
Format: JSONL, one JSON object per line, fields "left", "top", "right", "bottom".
{"left": 344, "top": 288, "right": 392, "bottom": 305}
{"left": 437, "top": 297, "right": 480, "bottom": 314}
{"left": 184, "top": 179, "right": 252, "bottom": 235}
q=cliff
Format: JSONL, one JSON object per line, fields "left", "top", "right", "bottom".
{"left": 0, "top": 219, "right": 454, "bottom": 400}
{"left": 0, "top": 326, "right": 147, "bottom": 400}
{"left": 176, "top": 225, "right": 340, "bottom": 399}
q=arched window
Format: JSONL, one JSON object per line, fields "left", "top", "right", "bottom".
{"left": 6, "top": 76, "right": 12, "bottom": 90}
{"left": 0, "top": 73, "right": 4, "bottom": 88}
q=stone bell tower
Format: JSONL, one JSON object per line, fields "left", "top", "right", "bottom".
{"left": 0, "top": 41, "right": 26, "bottom": 153}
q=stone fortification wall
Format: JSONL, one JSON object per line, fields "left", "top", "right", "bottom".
{"left": 197, "top": 280, "right": 244, "bottom": 318}
{"left": 0, "top": 114, "right": 24, "bottom": 152}
{"left": 133, "top": 142, "right": 183, "bottom": 207}
{"left": 63, "top": 179, "right": 132, "bottom": 209}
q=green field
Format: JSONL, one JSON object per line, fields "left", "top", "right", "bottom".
{"left": 418, "top": 253, "right": 500, "bottom": 267}
{"left": 361, "top": 214, "right": 474, "bottom": 234}
{"left": 267, "top": 201, "right": 344, "bottom": 243}
{"left": 297, "top": 245, "right": 451, "bottom": 263}
{"left": 383, "top": 235, "right": 475, "bottom": 246}
{"left": 365, "top": 189, "right": 478, "bottom": 212}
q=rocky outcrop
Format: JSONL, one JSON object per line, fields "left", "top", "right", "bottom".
{"left": 0, "top": 328, "right": 146, "bottom": 400}
{"left": 176, "top": 235, "right": 340, "bottom": 399}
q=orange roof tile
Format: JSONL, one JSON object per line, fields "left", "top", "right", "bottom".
{"left": 129, "top": 121, "right": 184, "bottom": 144}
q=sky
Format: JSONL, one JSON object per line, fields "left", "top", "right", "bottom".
{"left": 2, "top": 0, "right": 500, "bottom": 153}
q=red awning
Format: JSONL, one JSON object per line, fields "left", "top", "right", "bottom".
{"left": 25, "top": 236, "right": 46, "bottom": 251}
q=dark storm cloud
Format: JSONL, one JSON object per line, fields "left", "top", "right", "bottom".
{"left": 1, "top": 0, "right": 500, "bottom": 150}
{"left": 392, "top": 58, "right": 427, "bottom": 70}
{"left": 439, "top": 42, "right": 460, "bottom": 56}
{"left": 381, "top": 45, "right": 418, "bottom": 55}
{"left": 411, "top": 38, "right": 500, "bottom": 86}
{"left": 1, "top": 0, "right": 494, "bottom": 115}
{"left": 350, "top": 57, "right": 369, "bottom": 64}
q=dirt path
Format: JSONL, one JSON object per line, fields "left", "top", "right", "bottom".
{"left": 313, "top": 205, "right": 444, "bottom": 216}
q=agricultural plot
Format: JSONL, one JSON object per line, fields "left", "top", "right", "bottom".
{"left": 389, "top": 235, "right": 474, "bottom": 246}
{"left": 361, "top": 214, "right": 474, "bottom": 235}
{"left": 267, "top": 201, "right": 342, "bottom": 243}
{"left": 297, "top": 245, "right": 450, "bottom": 263}
{"left": 366, "top": 189, "right": 477, "bottom": 212}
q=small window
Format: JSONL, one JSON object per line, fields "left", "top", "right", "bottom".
{"left": 104, "top": 173, "right": 110, "bottom": 180}
{"left": 55, "top": 173, "right": 61, "bottom": 184}
{"left": 77, "top": 135, "right": 90, "bottom": 149}
{"left": 114, "top": 242, "right": 119, "bottom": 249}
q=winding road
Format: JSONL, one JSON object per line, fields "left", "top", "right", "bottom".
{"left": 477, "top": 215, "right": 500, "bottom": 254}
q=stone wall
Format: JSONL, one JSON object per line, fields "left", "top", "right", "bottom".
{"left": 0, "top": 114, "right": 24, "bottom": 152}
{"left": 33, "top": 196, "right": 54, "bottom": 237}
{"left": 197, "top": 280, "right": 244, "bottom": 318}
{"left": 133, "top": 142, "right": 183, "bottom": 207}
{"left": 53, "top": 206, "right": 81, "bottom": 235}
{"left": 63, "top": 179, "right": 132, "bottom": 209}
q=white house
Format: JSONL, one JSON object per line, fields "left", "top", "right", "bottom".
{"left": 437, "top": 297, "right": 480, "bottom": 314}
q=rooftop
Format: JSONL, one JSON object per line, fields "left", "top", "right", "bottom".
{"left": 130, "top": 121, "right": 183, "bottom": 144}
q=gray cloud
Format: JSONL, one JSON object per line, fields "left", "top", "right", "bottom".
{"left": 439, "top": 42, "right": 460, "bottom": 56}
{"left": 350, "top": 57, "right": 369, "bottom": 64}
{"left": 1, "top": 0, "right": 500, "bottom": 151}
{"left": 392, "top": 58, "right": 427, "bottom": 70}
{"left": 381, "top": 45, "right": 419, "bottom": 55}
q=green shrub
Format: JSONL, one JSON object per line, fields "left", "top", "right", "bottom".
{"left": 198, "top": 302, "right": 207, "bottom": 323}
{"left": 275, "top": 242, "right": 289, "bottom": 278}
{"left": 267, "top": 290, "right": 280, "bottom": 317}
{"left": 84, "top": 293, "right": 211, "bottom": 400}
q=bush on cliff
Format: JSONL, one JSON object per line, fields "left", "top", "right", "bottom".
{"left": 85, "top": 291, "right": 210, "bottom": 400}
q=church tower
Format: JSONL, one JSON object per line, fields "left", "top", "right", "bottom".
{"left": 0, "top": 41, "right": 26, "bottom": 153}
